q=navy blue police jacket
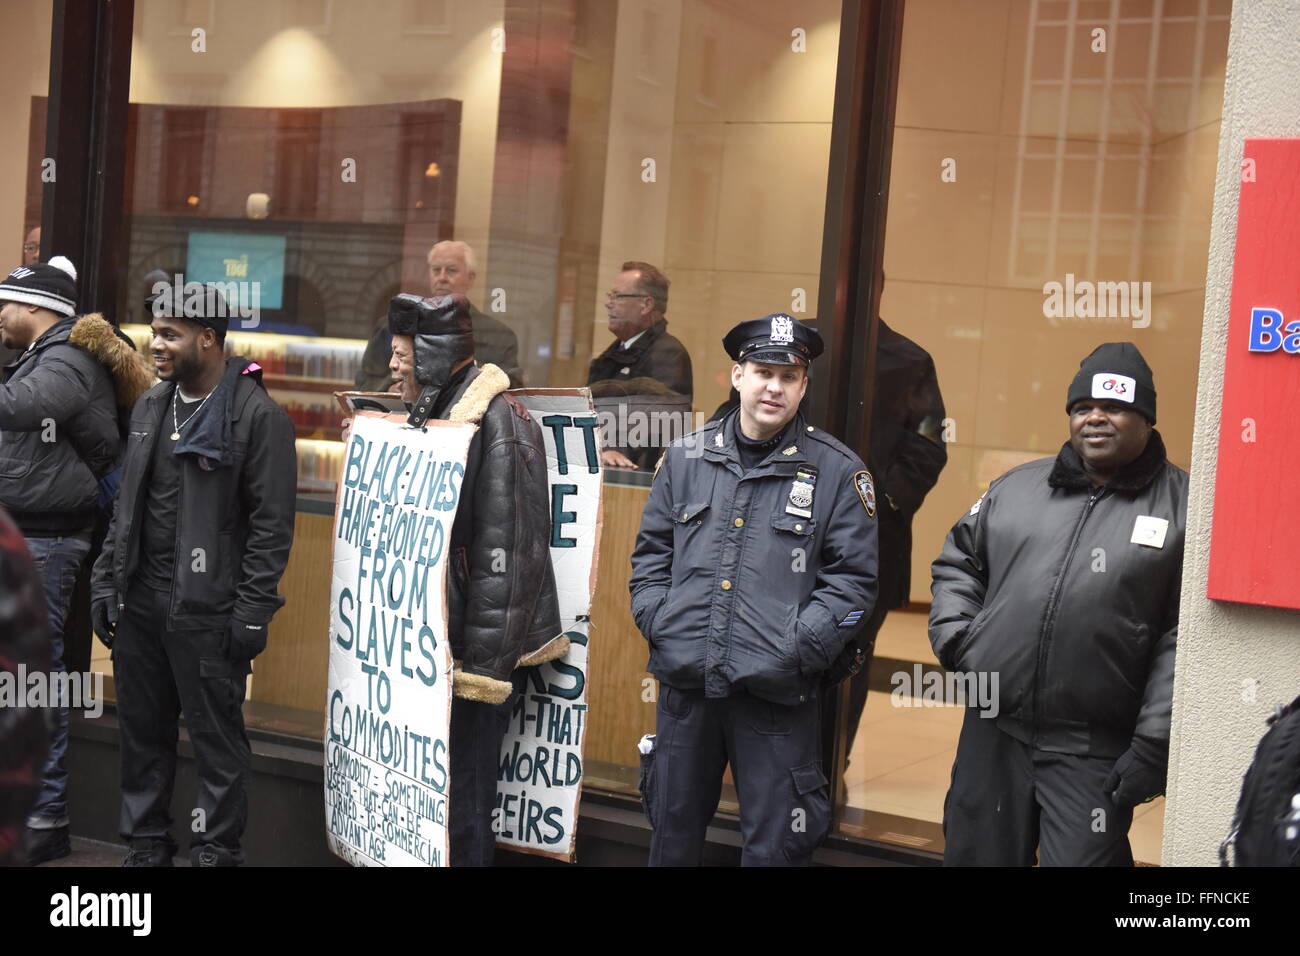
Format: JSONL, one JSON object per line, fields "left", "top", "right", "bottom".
{"left": 629, "top": 410, "right": 879, "bottom": 706}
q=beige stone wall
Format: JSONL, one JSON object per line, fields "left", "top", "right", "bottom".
{"left": 1162, "top": 0, "right": 1300, "bottom": 866}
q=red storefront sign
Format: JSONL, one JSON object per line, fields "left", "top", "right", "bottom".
{"left": 1207, "top": 138, "right": 1300, "bottom": 611}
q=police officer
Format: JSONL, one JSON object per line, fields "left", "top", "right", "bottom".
{"left": 629, "top": 314, "right": 878, "bottom": 866}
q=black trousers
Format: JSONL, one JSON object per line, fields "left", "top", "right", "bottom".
{"left": 114, "top": 583, "right": 250, "bottom": 862}
{"left": 448, "top": 693, "right": 514, "bottom": 866}
{"left": 942, "top": 706, "right": 1134, "bottom": 866}
{"left": 641, "top": 686, "right": 830, "bottom": 867}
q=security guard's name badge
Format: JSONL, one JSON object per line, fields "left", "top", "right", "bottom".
{"left": 786, "top": 466, "right": 818, "bottom": 518}
{"left": 854, "top": 470, "right": 876, "bottom": 517}
{"left": 1131, "top": 514, "right": 1169, "bottom": 549}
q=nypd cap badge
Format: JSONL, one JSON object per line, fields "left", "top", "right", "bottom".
{"left": 770, "top": 314, "right": 795, "bottom": 345}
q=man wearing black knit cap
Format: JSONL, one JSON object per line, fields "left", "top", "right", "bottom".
{"left": 91, "top": 281, "right": 296, "bottom": 866}
{"left": 930, "top": 342, "right": 1187, "bottom": 866}
{"left": 385, "top": 292, "right": 562, "bottom": 865}
{"left": 0, "top": 256, "right": 152, "bottom": 864}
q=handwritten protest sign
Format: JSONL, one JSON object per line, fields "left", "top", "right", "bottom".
{"left": 325, "top": 411, "right": 475, "bottom": 867}
{"left": 495, "top": 390, "right": 603, "bottom": 862}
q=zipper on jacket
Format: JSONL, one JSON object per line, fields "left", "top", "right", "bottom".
{"left": 168, "top": 454, "right": 185, "bottom": 632}
{"left": 116, "top": 429, "right": 153, "bottom": 609}
{"left": 1031, "top": 486, "right": 1104, "bottom": 745}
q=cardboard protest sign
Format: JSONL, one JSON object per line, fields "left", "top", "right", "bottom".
{"left": 325, "top": 411, "right": 475, "bottom": 867}
{"left": 495, "top": 389, "right": 603, "bottom": 862}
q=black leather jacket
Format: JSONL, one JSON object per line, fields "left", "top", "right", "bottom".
{"left": 435, "top": 364, "right": 563, "bottom": 704}
{"left": 91, "top": 358, "right": 297, "bottom": 631}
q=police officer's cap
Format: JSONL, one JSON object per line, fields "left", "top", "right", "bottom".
{"left": 723, "top": 314, "right": 823, "bottom": 367}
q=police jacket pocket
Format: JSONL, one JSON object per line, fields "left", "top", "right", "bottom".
{"left": 733, "top": 603, "right": 806, "bottom": 704}
{"left": 784, "top": 761, "right": 831, "bottom": 863}
{"left": 770, "top": 513, "right": 816, "bottom": 538}
{"left": 950, "top": 609, "right": 989, "bottom": 671}
{"left": 671, "top": 501, "right": 714, "bottom": 568}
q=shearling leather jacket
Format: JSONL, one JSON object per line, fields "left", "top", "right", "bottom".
{"left": 435, "top": 363, "right": 564, "bottom": 704}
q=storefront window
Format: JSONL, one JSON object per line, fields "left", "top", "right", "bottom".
{"left": 93, "top": 0, "right": 844, "bottom": 823}
{"left": 0, "top": 0, "right": 52, "bottom": 364}
{"left": 835, "top": 0, "right": 1230, "bottom": 861}
{"left": 102, "top": 0, "right": 511, "bottom": 718}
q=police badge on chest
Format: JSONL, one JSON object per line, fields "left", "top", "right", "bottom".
{"left": 786, "top": 466, "right": 818, "bottom": 518}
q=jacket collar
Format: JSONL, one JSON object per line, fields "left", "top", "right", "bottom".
{"left": 171, "top": 357, "right": 265, "bottom": 468}
{"left": 600, "top": 318, "right": 669, "bottom": 365}
{"left": 426, "top": 363, "right": 511, "bottom": 423}
{"left": 1048, "top": 429, "right": 1169, "bottom": 493}
{"left": 3, "top": 316, "right": 75, "bottom": 374}
{"left": 430, "top": 361, "right": 477, "bottom": 420}
{"left": 702, "top": 408, "right": 808, "bottom": 476}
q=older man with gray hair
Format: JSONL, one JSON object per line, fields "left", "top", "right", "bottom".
{"left": 356, "top": 240, "right": 523, "bottom": 390}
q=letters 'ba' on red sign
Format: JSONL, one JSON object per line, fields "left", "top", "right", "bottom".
{"left": 1207, "top": 138, "right": 1300, "bottom": 610}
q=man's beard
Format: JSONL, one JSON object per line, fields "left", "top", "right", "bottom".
{"left": 168, "top": 348, "right": 205, "bottom": 385}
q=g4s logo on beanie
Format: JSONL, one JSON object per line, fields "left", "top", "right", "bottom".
{"left": 1091, "top": 373, "right": 1135, "bottom": 402}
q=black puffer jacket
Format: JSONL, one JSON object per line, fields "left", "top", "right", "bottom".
{"left": 929, "top": 432, "right": 1187, "bottom": 758}
{"left": 434, "top": 363, "right": 564, "bottom": 704}
{"left": 91, "top": 358, "right": 297, "bottom": 631}
{"left": 0, "top": 315, "right": 152, "bottom": 534}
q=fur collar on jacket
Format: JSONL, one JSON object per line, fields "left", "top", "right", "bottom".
{"left": 67, "top": 313, "right": 156, "bottom": 413}
{"left": 446, "top": 363, "right": 510, "bottom": 423}
{"left": 1048, "top": 429, "right": 1169, "bottom": 493}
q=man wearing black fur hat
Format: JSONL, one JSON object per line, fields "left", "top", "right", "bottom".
{"left": 385, "top": 292, "right": 562, "bottom": 866}
{"left": 91, "top": 282, "right": 296, "bottom": 867}
{"left": 930, "top": 342, "right": 1187, "bottom": 866}
{"left": 0, "top": 255, "right": 153, "bottom": 864}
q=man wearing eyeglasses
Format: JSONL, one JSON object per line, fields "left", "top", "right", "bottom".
{"left": 587, "top": 261, "right": 693, "bottom": 470}
{"left": 22, "top": 227, "right": 41, "bottom": 266}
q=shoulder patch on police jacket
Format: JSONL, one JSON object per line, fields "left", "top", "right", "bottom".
{"left": 853, "top": 470, "right": 876, "bottom": 516}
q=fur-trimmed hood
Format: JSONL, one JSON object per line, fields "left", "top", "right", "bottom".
{"left": 68, "top": 313, "right": 156, "bottom": 412}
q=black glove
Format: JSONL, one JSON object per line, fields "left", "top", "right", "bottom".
{"left": 821, "top": 638, "right": 872, "bottom": 688}
{"left": 228, "top": 619, "right": 268, "bottom": 663}
{"left": 1104, "top": 736, "right": 1169, "bottom": 809}
{"left": 91, "top": 599, "right": 118, "bottom": 648}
